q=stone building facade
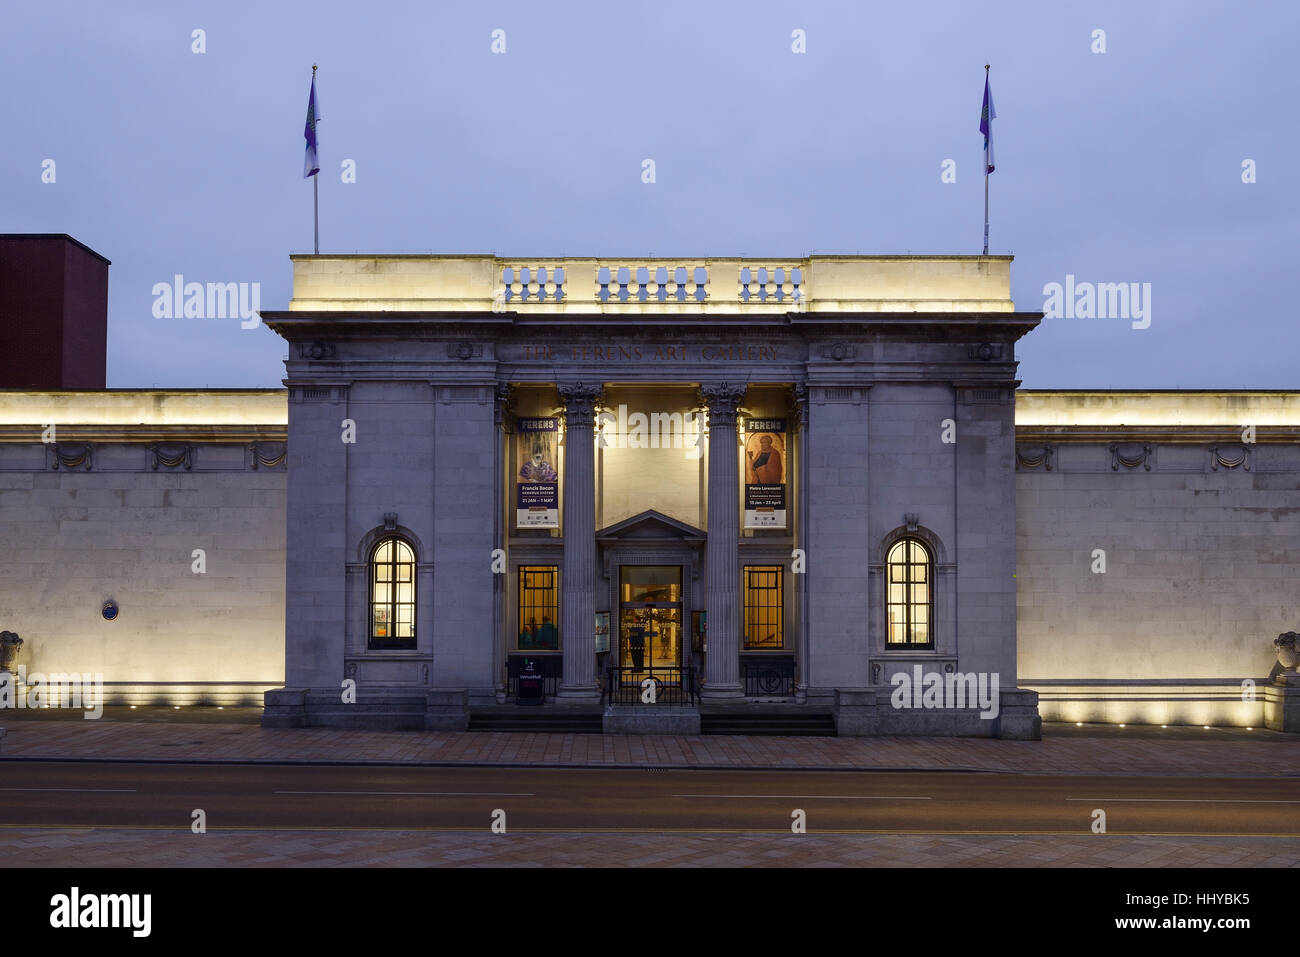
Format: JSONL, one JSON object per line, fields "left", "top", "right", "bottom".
{"left": 1, "top": 253, "right": 1296, "bottom": 736}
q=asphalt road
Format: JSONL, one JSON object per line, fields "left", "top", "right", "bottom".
{"left": 0, "top": 762, "right": 1295, "bottom": 836}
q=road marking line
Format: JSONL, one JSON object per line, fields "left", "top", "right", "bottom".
{"left": 273, "top": 790, "right": 535, "bottom": 797}
{"left": 672, "top": 794, "right": 931, "bottom": 800}
{"left": 0, "top": 787, "right": 137, "bottom": 793}
{"left": 1066, "top": 797, "right": 1300, "bottom": 804}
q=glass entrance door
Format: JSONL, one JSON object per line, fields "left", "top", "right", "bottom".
{"left": 619, "top": 565, "right": 682, "bottom": 674}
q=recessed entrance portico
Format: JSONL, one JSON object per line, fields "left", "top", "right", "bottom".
{"left": 597, "top": 509, "right": 706, "bottom": 692}
{"left": 618, "top": 565, "right": 682, "bottom": 673}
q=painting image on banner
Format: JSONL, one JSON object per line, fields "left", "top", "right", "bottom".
{"left": 744, "top": 419, "right": 786, "bottom": 528}
{"left": 517, "top": 417, "right": 559, "bottom": 527}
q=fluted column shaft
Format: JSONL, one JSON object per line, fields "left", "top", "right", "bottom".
{"left": 701, "top": 382, "right": 746, "bottom": 698}
{"left": 557, "top": 383, "right": 601, "bottom": 699}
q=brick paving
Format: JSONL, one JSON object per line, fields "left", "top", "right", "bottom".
{"left": 2, "top": 828, "right": 1295, "bottom": 868}
{"left": 0, "top": 711, "right": 1296, "bottom": 775}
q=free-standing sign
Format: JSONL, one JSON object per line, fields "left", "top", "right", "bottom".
{"left": 517, "top": 417, "right": 559, "bottom": 528}
{"left": 516, "top": 658, "right": 544, "bottom": 705}
{"left": 744, "top": 418, "right": 787, "bottom": 528}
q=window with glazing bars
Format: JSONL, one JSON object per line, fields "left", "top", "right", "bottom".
{"left": 886, "top": 538, "right": 931, "bottom": 646}
{"left": 518, "top": 566, "right": 559, "bottom": 650}
{"left": 743, "top": 565, "right": 783, "bottom": 649}
{"left": 370, "top": 538, "right": 415, "bottom": 649}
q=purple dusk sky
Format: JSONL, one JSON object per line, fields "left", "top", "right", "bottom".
{"left": 2, "top": 0, "right": 1296, "bottom": 388}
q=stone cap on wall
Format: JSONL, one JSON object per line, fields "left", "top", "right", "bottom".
{"left": 1016, "top": 390, "right": 1300, "bottom": 443}
{"left": 0, "top": 389, "right": 287, "bottom": 442}
{"left": 1017, "top": 390, "right": 1300, "bottom": 426}
{"left": 285, "top": 254, "right": 1018, "bottom": 315}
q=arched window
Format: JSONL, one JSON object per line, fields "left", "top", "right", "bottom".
{"left": 886, "top": 538, "right": 931, "bottom": 646}
{"left": 370, "top": 538, "right": 416, "bottom": 649}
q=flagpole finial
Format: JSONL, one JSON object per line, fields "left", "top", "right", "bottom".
{"left": 985, "top": 63, "right": 990, "bottom": 71}
{"left": 312, "top": 63, "right": 318, "bottom": 74}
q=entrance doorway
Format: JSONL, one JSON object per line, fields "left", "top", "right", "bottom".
{"left": 618, "top": 565, "right": 682, "bottom": 674}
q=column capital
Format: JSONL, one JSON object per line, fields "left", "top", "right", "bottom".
{"left": 699, "top": 382, "right": 747, "bottom": 427}
{"left": 557, "top": 382, "right": 603, "bottom": 421}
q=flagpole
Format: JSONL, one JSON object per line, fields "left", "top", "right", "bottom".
{"left": 983, "top": 63, "right": 990, "bottom": 256}
{"left": 312, "top": 64, "right": 320, "bottom": 255}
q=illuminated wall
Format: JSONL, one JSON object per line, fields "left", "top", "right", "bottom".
{"left": 0, "top": 391, "right": 287, "bottom": 705}
{"left": 1015, "top": 391, "right": 1300, "bottom": 727}
{"left": 5, "top": 383, "right": 1296, "bottom": 728}
{"left": 596, "top": 385, "right": 705, "bottom": 529}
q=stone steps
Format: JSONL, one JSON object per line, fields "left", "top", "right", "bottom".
{"left": 701, "top": 712, "right": 836, "bottom": 736}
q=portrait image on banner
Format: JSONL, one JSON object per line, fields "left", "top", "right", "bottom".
{"left": 744, "top": 418, "right": 787, "bottom": 528}
{"left": 516, "top": 417, "right": 559, "bottom": 528}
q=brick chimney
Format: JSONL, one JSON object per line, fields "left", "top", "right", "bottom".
{"left": 0, "top": 234, "right": 110, "bottom": 389}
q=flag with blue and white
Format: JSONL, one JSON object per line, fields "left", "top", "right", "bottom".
{"left": 979, "top": 74, "right": 995, "bottom": 175}
{"left": 303, "top": 74, "right": 320, "bottom": 178}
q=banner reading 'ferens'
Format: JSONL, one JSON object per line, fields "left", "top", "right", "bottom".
{"left": 743, "top": 418, "right": 786, "bottom": 528}
{"left": 517, "top": 418, "right": 559, "bottom": 528}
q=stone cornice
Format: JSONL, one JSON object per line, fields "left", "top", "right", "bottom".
{"left": 1016, "top": 425, "right": 1300, "bottom": 444}
{"left": 0, "top": 425, "right": 287, "bottom": 443}
{"left": 259, "top": 311, "right": 1044, "bottom": 343}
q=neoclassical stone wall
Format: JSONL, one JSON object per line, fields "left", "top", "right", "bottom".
{"left": 1015, "top": 395, "right": 1300, "bottom": 727}
{"left": 0, "top": 441, "right": 286, "bottom": 705}
{"left": 4, "top": 380, "right": 1294, "bottom": 731}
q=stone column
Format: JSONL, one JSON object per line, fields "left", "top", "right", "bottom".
{"left": 701, "top": 382, "right": 746, "bottom": 698}
{"left": 556, "top": 382, "right": 602, "bottom": 700}
{"left": 493, "top": 384, "right": 514, "bottom": 703}
{"left": 791, "top": 383, "right": 810, "bottom": 703}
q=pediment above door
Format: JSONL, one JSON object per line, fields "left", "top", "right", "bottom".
{"left": 595, "top": 509, "right": 706, "bottom": 544}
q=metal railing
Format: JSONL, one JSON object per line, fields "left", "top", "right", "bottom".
{"left": 604, "top": 666, "right": 697, "bottom": 706}
{"left": 741, "top": 658, "right": 798, "bottom": 697}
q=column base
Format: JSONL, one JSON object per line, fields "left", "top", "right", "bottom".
{"left": 555, "top": 684, "right": 601, "bottom": 703}
{"left": 1263, "top": 674, "right": 1300, "bottom": 733}
{"left": 833, "top": 686, "right": 1042, "bottom": 739}
{"left": 260, "top": 686, "right": 468, "bottom": 730}
{"left": 700, "top": 683, "right": 744, "bottom": 699}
